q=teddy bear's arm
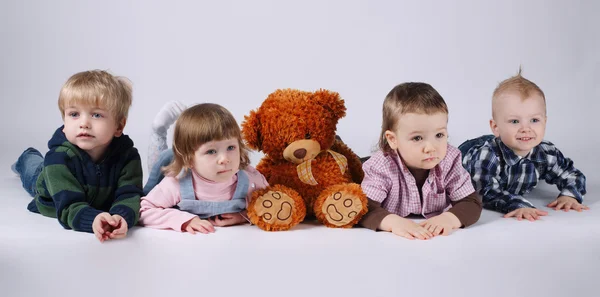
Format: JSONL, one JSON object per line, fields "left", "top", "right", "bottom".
{"left": 255, "top": 157, "right": 276, "bottom": 182}
{"left": 331, "top": 139, "right": 364, "bottom": 184}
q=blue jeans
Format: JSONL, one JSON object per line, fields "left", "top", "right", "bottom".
{"left": 144, "top": 149, "right": 174, "bottom": 195}
{"left": 12, "top": 147, "right": 44, "bottom": 197}
{"left": 458, "top": 135, "right": 495, "bottom": 158}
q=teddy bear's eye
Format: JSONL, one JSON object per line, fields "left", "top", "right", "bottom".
{"left": 305, "top": 133, "right": 311, "bottom": 139}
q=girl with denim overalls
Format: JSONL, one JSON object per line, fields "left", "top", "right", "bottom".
{"left": 140, "top": 102, "right": 269, "bottom": 234}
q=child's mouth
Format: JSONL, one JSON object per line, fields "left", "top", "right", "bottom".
{"left": 217, "top": 169, "right": 231, "bottom": 174}
{"left": 517, "top": 137, "right": 534, "bottom": 141}
{"left": 77, "top": 133, "right": 94, "bottom": 138}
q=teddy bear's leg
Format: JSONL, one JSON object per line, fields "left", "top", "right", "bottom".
{"left": 313, "top": 183, "right": 368, "bottom": 228}
{"left": 247, "top": 184, "right": 306, "bottom": 231}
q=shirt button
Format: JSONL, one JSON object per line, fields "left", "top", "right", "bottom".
{"left": 251, "top": 183, "right": 255, "bottom": 188}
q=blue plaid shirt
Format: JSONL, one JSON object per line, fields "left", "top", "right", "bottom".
{"left": 462, "top": 137, "right": 586, "bottom": 213}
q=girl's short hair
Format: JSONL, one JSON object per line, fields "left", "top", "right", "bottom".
{"left": 162, "top": 103, "right": 251, "bottom": 177}
{"left": 378, "top": 82, "right": 448, "bottom": 153}
{"left": 58, "top": 70, "right": 132, "bottom": 124}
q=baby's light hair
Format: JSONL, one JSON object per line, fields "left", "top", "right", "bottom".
{"left": 58, "top": 70, "right": 133, "bottom": 124}
{"left": 162, "top": 103, "right": 250, "bottom": 177}
{"left": 492, "top": 66, "right": 546, "bottom": 119}
{"left": 378, "top": 82, "right": 448, "bottom": 153}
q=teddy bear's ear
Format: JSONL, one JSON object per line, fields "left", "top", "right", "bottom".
{"left": 314, "top": 89, "right": 346, "bottom": 120}
{"left": 241, "top": 110, "right": 262, "bottom": 151}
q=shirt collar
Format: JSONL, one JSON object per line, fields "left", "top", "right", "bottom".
{"left": 495, "top": 138, "right": 523, "bottom": 166}
{"left": 495, "top": 138, "right": 544, "bottom": 165}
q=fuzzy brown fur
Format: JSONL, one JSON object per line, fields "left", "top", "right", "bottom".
{"left": 242, "top": 88, "right": 368, "bottom": 231}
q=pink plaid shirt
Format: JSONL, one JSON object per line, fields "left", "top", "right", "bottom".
{"left": 361, "top": 144, "right": 475, "bottom": 218}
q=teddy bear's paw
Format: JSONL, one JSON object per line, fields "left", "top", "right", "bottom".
{"left": 255, "top": 191, "right": 295, "bottom": 223}
{"left": 314, "top": 183, "right": 368, "bottom": 228}
{"left": 322, "top": 191, "right": 365, "bottom": 226}
{"left": 249, "top": 186, "right": 307, "bottom": 231}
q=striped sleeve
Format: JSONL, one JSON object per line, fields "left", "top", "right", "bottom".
{"left": 109, "top": 147, "right": 143, "bottom": 228}
{"left": 37, "top": 147, "right": 101, "bottom": 233}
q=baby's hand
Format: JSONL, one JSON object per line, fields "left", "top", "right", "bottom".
{"left": 182, "top": 217, "right": 215, "bottom": 234}
{"left": 419, "top": 212, "right": 461, "bottom": 236}
{"left": 547, "top": 196, "right": 589, "bottom": 212}
{"left": 381, "top": 214, "right": 433, "bottom": 240}
{"left": 92, "top": 212, "right": 121, "bottom": 242}
{"left": 107, "top": 214, "right": 128, "bottom": 240}
{"left": 504, "top": 207, "right": 548, "bottom": 221}
{"left": 209, "top": 213, "right": 247, "bottom": 227}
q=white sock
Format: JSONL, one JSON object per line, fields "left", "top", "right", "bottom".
{"left": 148, "top": 101, "right": 186, "bottom": 171}
{"left": 152, "top": 101, "right": 187, "bottom": 134}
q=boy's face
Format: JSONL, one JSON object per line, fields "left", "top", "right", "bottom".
{"left": 385, "top": 112, "right": 448, "bottom": 171}
{"left": 62, "top": 104, "right": 124, "bottom": 162}
{"left": 191, "top": 137, "right": 241, "bottom": 183}
{"left": 490, "top": 92, "right": 546, "bottom": 156}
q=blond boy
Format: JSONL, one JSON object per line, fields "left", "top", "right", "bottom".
{"left": 12, "top": 70, "right": 143, "bottom": 241}
{"left": 460, "top": 70, "right": 587, "bottom": 221}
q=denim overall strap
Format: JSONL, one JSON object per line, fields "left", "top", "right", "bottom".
{"left": 144, "top": 149, "right": 174, "bottom": 195}
{"left": 177, "top": 170, "right": 249, "bottom": 218}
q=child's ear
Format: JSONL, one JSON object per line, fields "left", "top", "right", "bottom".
{"left": 241, "top": 110, "right": 262, "bottom": 151}
{"left": 384, "top": 130, "right": 398, "bottom": 150}
{"left": 489, "top": 119, "right": 500, "bottom": 137}
{"left": 115, "top": 118, "right": 127, "bottom": 137}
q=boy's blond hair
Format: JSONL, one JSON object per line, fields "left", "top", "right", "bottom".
{"left": 58, "top": 70, "right": 133, "bottom": 124}
{"left": 379, "top": 82, "right": 448, "bottom": 153}
{"left": 492, "top": 67, "right": 546, "bottom": 118}
{"left": 163, "top": 103, "right": 251, "bottom": 177}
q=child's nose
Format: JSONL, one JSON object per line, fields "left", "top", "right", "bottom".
{"left": 424, "top": 141, "right": 436, "bottom": 153}
{"left": 218, "top": 155, "right": 230, "bottom": 165}
{"left": 519, "top": 123, "right": 531, "bottom": 131}
{"left": 79, "top": 115, "right": 90, "bottom": 129}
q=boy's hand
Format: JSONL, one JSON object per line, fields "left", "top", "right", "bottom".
{"left": 381, "top": 214, "right": 433, "bottom": 240}
{"left": 504, "top": 207, "right": 548, "bottom": 221}
{"left": 92, "top": 212, "right": 119, "bottom": 242}
{"left": 209, "top": 213, "right": 247, "bottom": 227}
{"left": 107, "top": 214, "right": 128, "bottom": 240}
{"left": 182, "top": 217, "right": 215, "bottom": 234}
{"left": 547, "top": 196, "right": 589, "bottom": 212}
{"left": 419, "top": 212, "right": 461, "bottom": 236}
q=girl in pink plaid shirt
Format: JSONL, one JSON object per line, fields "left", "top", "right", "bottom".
{"left": 359, "top": 83, "right": 482, "bottom": 240}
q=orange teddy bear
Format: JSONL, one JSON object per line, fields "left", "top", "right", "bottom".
{"left": 241, "top": 89, "right": 368, "bottom": 231}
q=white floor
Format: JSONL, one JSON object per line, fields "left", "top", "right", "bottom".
{"left": 1, "top": 172, "right": 599, "bottom": 297}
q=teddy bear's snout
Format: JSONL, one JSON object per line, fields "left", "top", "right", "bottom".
{"left": 283, "top": 139, "right": 321, "bottom": 164}
{"left": 293, "top": 149, "right": 307, "bottom": 159}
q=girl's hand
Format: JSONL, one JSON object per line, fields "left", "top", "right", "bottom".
{"left": 210, "top": 213, "right": 247, "bottom": 227}
{"left": 419, "top": 212, "right": 461, "bottom": 236}
{"left": 381, "top": 214, "right": 434, "bottom": 240}
{"left": 182, "top": 217, "right": 215, "bottom": 234}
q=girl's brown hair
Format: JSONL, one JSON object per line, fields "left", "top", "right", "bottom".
{"left": 162, "top": 103, "right": 250, "bottom": 177}
{"left": 378, "top": 82, "right": 448, "bottom": 153}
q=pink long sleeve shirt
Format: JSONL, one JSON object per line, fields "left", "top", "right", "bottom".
{"left": 140, "top": 166, "right": 269, "bottom": 231}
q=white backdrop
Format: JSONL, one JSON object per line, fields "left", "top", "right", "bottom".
{"left": 1, "top": 0, "right": 598, "bottom": 180}
{"left": 1, "top": 1, "right": 599, "bottom": 297}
